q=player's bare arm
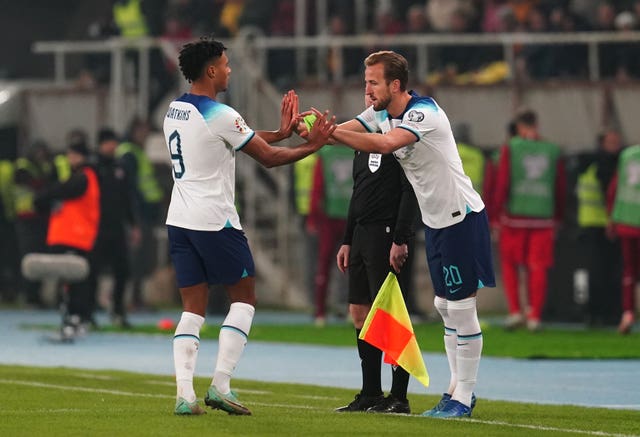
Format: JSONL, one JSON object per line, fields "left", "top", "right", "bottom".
{"left": 333, "top": 125, "right": 416, "bottom": 154}
{"left": 242, "top": 110, "right": 336, "bottom": 168}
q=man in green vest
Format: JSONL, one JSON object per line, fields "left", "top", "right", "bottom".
{"left": 606, "top": 143, "right": 640, "bottom": 334}
{"left": 307, "top": 146, "right": 353, "bottom": 325}
{"left": 493, "top": 108, "right": 566, "bottom": 331}
{"left": 117, "top": 117, "right": 164, "bottom": 310}
{"left": 14, "top": 140, "right": 58, "bottom": 307}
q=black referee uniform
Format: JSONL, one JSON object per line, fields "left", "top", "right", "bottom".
{"left": 344, "top": 151, "right": 418, "bottom": 304}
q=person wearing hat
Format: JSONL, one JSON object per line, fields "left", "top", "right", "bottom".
{"left": 35, "top": 132, "right": 101, "bottom": 339}
{"left": 90, "top": 127, "right": 140, "bottom": 328}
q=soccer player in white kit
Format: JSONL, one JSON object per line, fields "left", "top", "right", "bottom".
{"left": 164, "top": 36, "right": 336, "bottom": 415}
{"left": 324, "top": 51, "right": 495, "bottom": 418}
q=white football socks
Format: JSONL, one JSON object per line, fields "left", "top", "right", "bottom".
{"left": 448, "top": 297, "right": 482, "bottom": 408}
{"left": 434, "top": 296, "right": 458, "bottom": 395}
{"left": 173, "top": 311, "right": 205, "bottom": 402}
{"left": 212, "top": 302, "right": 255, "bottom": 394}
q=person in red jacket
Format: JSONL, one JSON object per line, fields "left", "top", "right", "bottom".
{"left": 492, "top": 108, "right": 566, "bottom": 331}
{"left": 35, "top": 138, "right": 100, "bottom": 339}
{"left": 606, "top": 144, "right": 640, "bottom": 334}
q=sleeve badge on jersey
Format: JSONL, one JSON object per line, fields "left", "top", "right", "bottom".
{"left": 234, "top": 117, "right": 250, "bottom": 134}
{"left": 407, "top": 110, "right": 424, "bottom": 122}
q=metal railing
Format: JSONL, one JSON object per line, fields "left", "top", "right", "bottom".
{"left": 33, "top": 31, "right": 640, "bottom": 123}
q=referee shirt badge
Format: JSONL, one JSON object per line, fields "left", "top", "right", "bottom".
{"left": 368, "top": 153, "right": 382, "bottom": 172}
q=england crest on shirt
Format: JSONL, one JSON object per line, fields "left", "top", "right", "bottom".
{"left": 368, "top": 153, "right": 382, "bottom": 172}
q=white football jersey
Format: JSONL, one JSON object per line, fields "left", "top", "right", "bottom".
{"left": 356, "top": 93, "right": 484, "bottom": 229}
{"left": 163, "top": 94, "right": 255, "bottom": 231}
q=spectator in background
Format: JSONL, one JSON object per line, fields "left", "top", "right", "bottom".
{"left": 406, "top": 3, "right": 431, "bottom": 34}
{"left": 493, "top": 108, "right": 566, "bottom": 331}
{"left": 117, "top": 118, "right": 164, "bottom": 312}
{"left": 427, "top": 0, "right": 476, "bottom": 32}
{"left": 611, "top": 11, "right": 640, "bottom": 81}
{"left": 482, "top": 0, "right": 509, "bottom": 32}
{"left": 0, "top": 158, "right": 17, "bottom": 303}
{"left": 91, "top": 128, "right": 140, "bottom": 328}
{"left": 14, "top": 141, "right": 57, "bottom": 307}
{"left": 35, "top": 138, "right": 100, "bottom": 340}
{"left": 267, "top": 0, "right": 295, "bottom": 88}
{"left": 238, "top": 0, "right": 276, "bottom": 33}
{"left": 308, "top": 146, "right": 353, "bottom": 326}
{"left": 292, "top": 146, "right": 319, "bottom": 306}
{"left": 606, "top": 143, "right": 640, "bottom": 334}
{"left": 518, "top": 7, "right": 557, "bottom": 80}
{"left": 402, "top": 4, "right": 432, "bottom": 75}
{"left": 325, "top": 14, "right": 365, "bottom": 81}
{"left": 112, "top": 0, "right": 173, "bottom": 111}
{"left": 548, "top": 6, "right": 589, "bottom": 78}
{"left": 218, "top": 0, "right": 245, "bottom": 37}
{"left": 573, "top": 128, "right": 622, "bottom": 325}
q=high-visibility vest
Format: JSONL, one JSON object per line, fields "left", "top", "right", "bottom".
{"left": 54, "top": 155, "right": 71, "bottom": 182}
{"left": 576, "top": 163, "right": 608, "bottom": 228}
{"left": 0, "top": 160, "right": 15, "bottom": 220}
{"left": 47, "top": 167, "right": 100, "bottom": 252}
{"left": 457, "top": 142, "right": 485, "bottom": 196}
{"left": 612, "top": 145, "right": 640, "bottom": 227}
{"left": 293, "top": 154, "right": 318, "bottom": 216}
{"left": 113, "top": 0, "right": 148, "bottom": 38}
{"left": 15, "top": 158, "right": 55, "bottom": 217}
{"left": 507, "top": 137, "right": 560, "bottom": 218}
{"left": 116, "top": 142, "right": 163, "bottom": 203}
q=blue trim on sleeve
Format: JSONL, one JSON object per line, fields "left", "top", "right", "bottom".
{"left": 397, "top": 125, "right": 420, "bottom": 141}
{"left": 356, "top": 116, "right": 374, "bottom": 133}
{"left": 235, "top": 131, "right": 255, "bottom": 151}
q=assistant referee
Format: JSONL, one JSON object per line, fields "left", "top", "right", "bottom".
{"left": 335, "top": 128, "right": 419, "bottom": 413}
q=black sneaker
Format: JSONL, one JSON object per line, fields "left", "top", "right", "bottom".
{"left": 335, "top": 393, "right": 384, "bottom": 412}
{"left": 367, "top": 394, "right": 411, "bottom": 414}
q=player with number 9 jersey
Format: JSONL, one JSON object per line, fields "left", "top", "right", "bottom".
{"left": 164, "top": 95, "right": 253, "bottom": 231}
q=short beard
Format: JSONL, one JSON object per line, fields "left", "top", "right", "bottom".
{"left": 373, "top": 95, "right": 391, "bottom": 111}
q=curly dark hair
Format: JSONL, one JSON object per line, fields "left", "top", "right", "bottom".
{"left": 178, "top": 36, "right": 227, "bottom": 83}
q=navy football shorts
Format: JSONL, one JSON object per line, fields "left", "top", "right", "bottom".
{"left": 424, "top": 209, "right": 495, "bottom": 301}
{"left": 167, "top": 225, "right": 255, "bottom": 288}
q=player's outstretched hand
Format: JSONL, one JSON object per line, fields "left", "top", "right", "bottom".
{"left": 278, "top": 90, "right": 303, "bottom": 139}
{"left": 308, "top": 110, "right": 336, "bottom": 148}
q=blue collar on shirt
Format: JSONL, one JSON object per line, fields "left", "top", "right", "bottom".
{"left": 387, "top": 90, "right": 437, "bottom": 120}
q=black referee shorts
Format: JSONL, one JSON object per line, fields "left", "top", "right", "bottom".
{"left": 348, "top": 222, "right": 407, "bottom": 305}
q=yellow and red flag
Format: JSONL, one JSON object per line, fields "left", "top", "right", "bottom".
{"left": 359, "top": 272, "right": 429, "bottom": 387}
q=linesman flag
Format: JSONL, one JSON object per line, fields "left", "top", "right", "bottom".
{"left": 359, "top": 272, "right": 429, "bottom": 387}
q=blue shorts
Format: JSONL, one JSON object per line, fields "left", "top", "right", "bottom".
{"left": 424, "top": 209, "right": 495, "bottom": 301}
{"left": 167, "top": 225, "right": 255, "bottom": 288}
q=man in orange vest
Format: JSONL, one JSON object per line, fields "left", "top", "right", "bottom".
{"left": 35, "top": 137, "right": 100, "bottom": 339}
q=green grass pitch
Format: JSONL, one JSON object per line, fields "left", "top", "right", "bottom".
{"left": 0, "top": 365, "right": 638, "bottom": 436}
